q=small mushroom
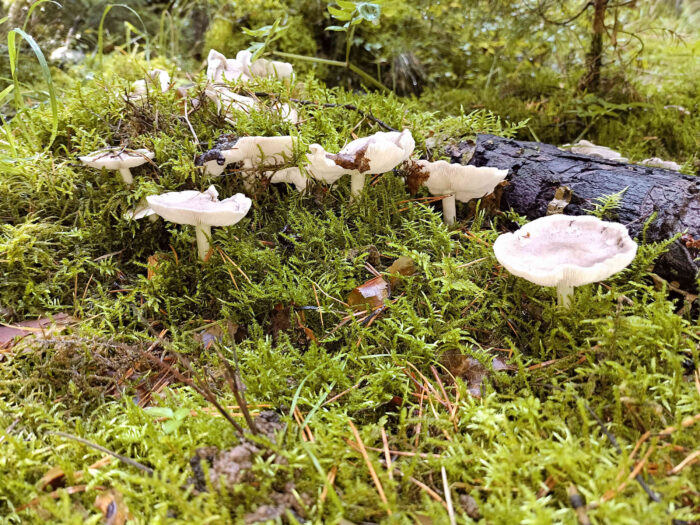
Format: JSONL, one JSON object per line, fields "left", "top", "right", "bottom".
{"left": 640, "top": 157, "right": 681, "bottom": 171}
{"left": 197, "top": 136, "right": 297, "bottom": 176}
{"left": 565, "top": 140, "right": 628, "bottom": 162}
{"left": 206, "top": 49, "right": 252, "bottom": 84}
{"left": 129, "top": 69, "right": 171, "bottom": 100}
{"left": 415, "top": 160, "right": 508, "bottom": 225}
{"left": 206, "top": 49, "right": 293, "bottom": 83}
{"left": 493, "top": 214, "right": 638, "bottom": 307}
{"left": 248, "top": 57, "right": 294, "bottom": 80}
{"left": 79, "top": 148, "right": 154, "bottom": 186}
{"left": 146, "top": 185, "right": 251, "bottom": 260}
{"left": 325, "top": 129, "right": 415, "bottom": 198}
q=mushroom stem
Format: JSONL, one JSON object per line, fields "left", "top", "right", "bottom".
{"left": 118, "top": 168, "right": 134, "bottom": 185}
{"left": 195, "top": 224, "right": 212, "bottom": 260}
{"left": 557, "top": 284, "right": 574, "bottom": 307}
{"left": 350, "top": 172, "right": 366, "bottom": 199}
{"left": 442, "top": 194, "right": 457, "bottom": 225}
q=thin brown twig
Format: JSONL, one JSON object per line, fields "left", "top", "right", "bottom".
{"left": 139, "top": 344, "right": 245, "bottom": 435}
{"left": 348, "top": 420, "right": 391, "bottom": 515}
{"left": 381, "top": 427, "right": 393, "bottom": 481}
{"left": 214, "top": 347, "right": 258, "bottom": 435}
{"left": 669, "top": 450, "right": 700, "bottom": 474}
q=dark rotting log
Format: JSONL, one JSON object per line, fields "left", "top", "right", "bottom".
{"left": 467, "top": 134, "right": 700, "bottom": 292}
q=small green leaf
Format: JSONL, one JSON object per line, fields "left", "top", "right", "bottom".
{"left": 173, "top": 408, "right": 191, "bottom": 421}
{"left": 162, "top": 419, "right": 182, "bottom": 434}
{"left": 144, "top": 407, "right": 173, "bottom": 419}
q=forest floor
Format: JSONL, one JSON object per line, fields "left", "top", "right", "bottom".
{"left": 1, "top": 6, "right": 699, "bottom": 524}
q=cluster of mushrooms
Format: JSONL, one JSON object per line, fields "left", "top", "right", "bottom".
{"left": 78, "top": 49, "right": 638, "bottom": 308}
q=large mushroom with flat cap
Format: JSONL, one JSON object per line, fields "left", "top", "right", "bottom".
{"left": 493, "top": 214, "right": 637, "bottom": 307}
{"left": 79, "top": 148, "right": 154, "bottom": 186}
{"left": 414, "top": 160, "right": 508, "bottom": 225}
{"left": 146, "top": 185, "right": 251, "bottom": 260}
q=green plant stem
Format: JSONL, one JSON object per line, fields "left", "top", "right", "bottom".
{"left": 272, "top": 51, "right": 390, "bottom": 92}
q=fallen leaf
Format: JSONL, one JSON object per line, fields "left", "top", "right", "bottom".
{"left": 0, "top": 313, "right": 75, "bottom": 349}
{"left": 38, "top": 466, "right": 66, "bottom": 491}
{"left": 386, "top": 256, "right": 415, "bottom": 288}
{"left": 441, "top": 350, "right": 513, "bottom": 397}
{"left": 194, "top": 320, "right": 240, "bottom": 349}
{"left": 347, "top": 276, "right": 390, "bottom": 309}
{"left": 95, "top": 489, "right": 131, "bottom": 525}
{"left": 403, "top": 160, "right": 431, "bottom": 195}
{"left": 147, "top": 255, "right": 159, "bottom": 280}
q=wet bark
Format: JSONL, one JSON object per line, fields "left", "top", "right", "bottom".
{"left": 467, "top": 134, "right": 700, "bottom": 292}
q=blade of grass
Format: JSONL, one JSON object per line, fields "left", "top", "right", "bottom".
{"left": 97, "top": 3, "right": 151, "bottom": 64}
{"left": 7, "top": 28, "right": 58, "bottom": 151}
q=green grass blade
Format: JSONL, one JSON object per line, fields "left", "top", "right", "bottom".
{"left": 22, "top": 0, "right": 63, "bottom": 32}
{"left": 7, "top": 28, "right": 59, "bottom": 151}
{"left": 98, "top": 3, "right": 151, "bottom": 65}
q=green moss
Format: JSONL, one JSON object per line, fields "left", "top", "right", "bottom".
{"left": 1, "top": 10, "right": 699, "bottom": 525}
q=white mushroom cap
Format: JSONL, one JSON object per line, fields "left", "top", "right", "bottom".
{"left": 204, "top": 86, "right": 257, "bottom": 115}
{"left": 566, "top": 140, "right": 628, "bottom": 163}
{"left": 416, "top": 160, "right": 508, "bottom": 202}
{"left": 493, "top": 214, "right": 637, "bottom": 306}
{"left": 206, "top": 49, "right": 293, "bottom": 83}
{"left": 130, "top": 69, "right": 171, "bottom": 99}
{"left": 206, "top": 49, "right": 251, "bottom": 84}
{"left": 304, "top": 144, "right": 350, "bottom": 185}
{"left": 330, "top": 129, "right": 415, "bottom": 175}
{"left": 248, "top": 57, "right": 294, "bottom": 80}
{"left": 640, "top": 157, "right": 681, "bottom": 171}
{"left": 146, "top": 185, "right": 251, "bottom": 227}
{"left": 200, "top": 136, "right": 297, "bottom": 176}
{"left": 268, "top": 167, "right": 308, "bottom": 193}
{"left": 80, "top": 148, "right": 154, "bottom": 171}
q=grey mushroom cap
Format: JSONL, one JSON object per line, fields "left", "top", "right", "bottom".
{"left": 493, "top": 214, "right": 638, "bottom": 289}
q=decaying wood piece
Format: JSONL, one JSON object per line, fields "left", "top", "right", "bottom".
{"left": 467, "top": 134, "right": 700, "bottom": 292}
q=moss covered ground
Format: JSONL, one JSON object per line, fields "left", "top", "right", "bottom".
{"left": 1, "top": 2, "right": 699, "bottom": 524}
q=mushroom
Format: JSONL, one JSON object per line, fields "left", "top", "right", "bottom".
{"left": 146, "top": 185, "right": 251, "bottom": 260}
{"left": 493, "top": 214, "right": 638, "bottom": 307}
{"left": 324, "top": 129, "right": 415, "bottom": 198}
{"left": 206, "top": 48, "right": 293, "bottom": 84}
{"left": 640, "top": 157, "right": 681, "bottom": 171}
{"left": 248, "top": 56, "right": 294, "bottom": 80}
{"left": 79, "top": 148, "right": 154, "bottom": 185}
{"left": 197, "top": 136, "right": 297, "bottom": 177}
{"left": 206, "top": 49, "right": 252, "bottom": 84}
{"left": 565, "top": 140, "right": 628, "bottom": 162}
{"left": 414, "top": 160, "right": 508, "bottom": 225}
{"left": 129, "top": 69, "right": 171, "bottom": 100}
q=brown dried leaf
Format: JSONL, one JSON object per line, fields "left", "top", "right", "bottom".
{"left": 441, "top": 350, "right": 513, "bottom": 397}
{"left": 0, "top": 313, "right": 75, "bottom": 349}
{"left": 95, "top": 489, "right": 131, "bottom": 525}
{"left": 386, "top": 256, "right": 415, "bottom": 288}
{"left": 347, "top": 276, "right": 390, "bottom": 309}
{"left": 403, "top": 160, "right": 430, "bottom": 195}
{"left": 38, "top": 466, "right": 66, "bottom": 491}
{"left": 194, "top": 321, "right": 240, "bottom": 349}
